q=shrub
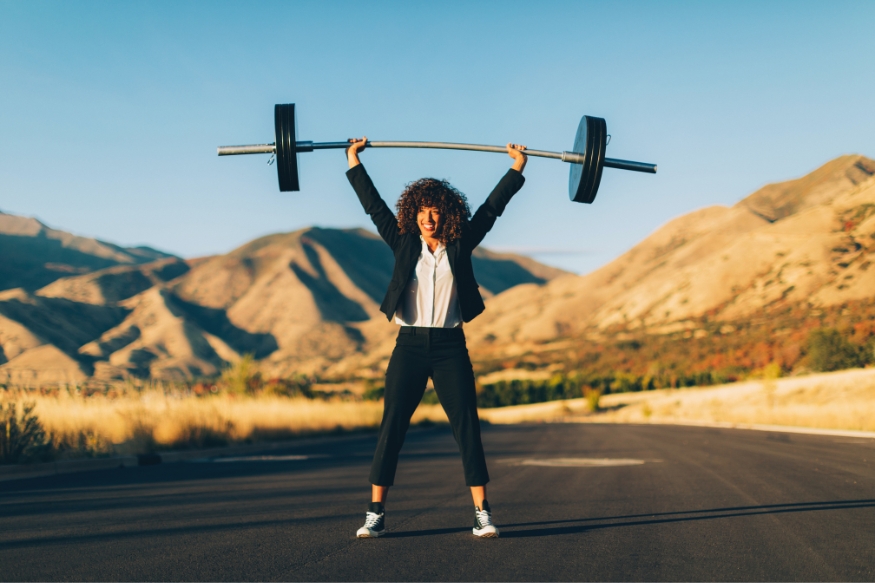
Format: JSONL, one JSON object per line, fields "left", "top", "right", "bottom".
{"left": 51, "top": 430, "right": 114, "bottom": 459}
{"left": 0, "top": 401, "right": 50, "bottom": 464}
{"left": 420, "top": 388, "right": 440, "bottom": 405}
{"left": 217, "top": 356, "right": 313, "bottom": 398}
{"left": 476, "top": 377, "right": 584, "bottom": 408}
{"left": 220, "top": 354, "right": 259, "bottom": 395}
{"left": 174, "top": 420, "right": 232, "bottom": 449}
{"left": 584, "top": 386, "right": 602, "bottom": 412}
{"left": 261, "top": 377, "right": 313, "bottom": 398}
{"left": 363, "top": 382, "right": 385, "bottom": 401}
{"left": 807, "top": 328, "right": 867, "bottom": 372}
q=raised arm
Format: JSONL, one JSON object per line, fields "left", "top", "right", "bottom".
{"left": 465, "top": 143, "right": 527, "bottom": 250}
{"left": 345, "top": 137, "right": 401, "bottom": 250}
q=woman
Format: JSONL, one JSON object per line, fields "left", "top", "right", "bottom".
{"left": 345, "top": 136, "right": 527, "bottom": 539}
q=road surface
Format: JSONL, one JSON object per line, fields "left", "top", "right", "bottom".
{"left": 2, "top": 423, "right": 874, "bottom": 581}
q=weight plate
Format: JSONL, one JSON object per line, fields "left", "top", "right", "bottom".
{"left": 287, "top": 105, "right": 300, "bottom": 191}
{"left": 579, "top": 116, "right": 602, "bottom": 203}
{"left": 569, "top": 116, "right": 607, "bottom": 204}
{"left": 274, "top": 104, "right": 300, "bottom": 192}
{"left": 578, "top": 116, "right": 599, "bottom": 202}
{"left": 567, "top": 115, "right": 587, "bottom": 202}
{"left": 286, "top": 104, "right": 300, "bottom": 191}
{"left": 588, "top": 117, "right": 607, "bottom": 204}
{"left": 274, "top": 104, "right": 289, "bottom": 191}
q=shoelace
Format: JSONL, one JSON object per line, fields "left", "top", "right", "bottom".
{"left": 363, "top": 512, "right": 383, "bottom": 529}
{"left": 475, "top": 508, "right": 493, "bottom": 527}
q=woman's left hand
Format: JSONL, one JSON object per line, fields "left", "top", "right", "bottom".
{"left": 507, "top": 143, "right": 527, "bottom": 173}
{"left": 347, "top": 136, "right": 367, "bottom": 168}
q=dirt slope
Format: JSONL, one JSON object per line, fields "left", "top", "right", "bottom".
{"left": 466, "top": 155, "right": 875, "bottom": 349}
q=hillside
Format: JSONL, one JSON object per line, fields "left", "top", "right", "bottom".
{"left": 0, "top": 210, "right": 175, "bottom": 292}
{"left": 466, "top": 155, "right": 875, "bottom": 351}
{"left": 0, "top": 225, "right": 567, "bottom": 383}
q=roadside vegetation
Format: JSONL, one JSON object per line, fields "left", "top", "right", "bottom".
{"left": 0, "top": 401, "right": 50, "bottom": 463}
{"left": 0, "top": 362, "right": 448, "bottom": 464}
{"left": 468, "top": 366, "right": 875, "bottom": 431}
{"left": 2, "top": 299, "right": 874, "bottom": 464}
{"left": 472, "top": 298, "right": 875, "bottom": 402}
{"left": 591, "top": 367, "right": 875, "bottom": 432}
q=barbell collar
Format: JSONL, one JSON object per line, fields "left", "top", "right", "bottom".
{"left": 217, "top": 144, "right": 275, "bottom": 156}
{"left": 561, "top": 151, "right": 585, "bottom": 164}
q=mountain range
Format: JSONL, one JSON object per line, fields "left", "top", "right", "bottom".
{"left": 2, "top": 153, "right": 873, "bottom": 385}
{"left": 465, "top": 154, "right": 875, "bottom": 360}
{"left": 0, "top": 218, "right": 565, "bottom": 384}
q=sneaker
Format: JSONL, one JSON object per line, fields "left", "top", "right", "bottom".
{"left": 356, "top": 502, "right": 386, "bottom": 538}
{"left": 472, "top": 500, "right": 499, "bottom": 538}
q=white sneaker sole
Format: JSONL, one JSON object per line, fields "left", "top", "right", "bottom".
{"left": 357, "top": 528, "right": 385, "bottom": 538}
{"left": 473, "top": 526, "right": 499, "bottom": 538}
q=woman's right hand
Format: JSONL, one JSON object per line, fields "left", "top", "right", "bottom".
{"left": 507, "top": 143, "right": 528, "bottom": 173}
{"left": 347, "top": 136, "right": 367, "bottom": 168}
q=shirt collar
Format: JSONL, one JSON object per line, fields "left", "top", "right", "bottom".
{"left": 420, "top": 235, "right": 445, "bottom": 255}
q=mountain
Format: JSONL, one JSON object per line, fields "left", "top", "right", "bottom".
{"left": 465, "top": 155, "right": 875, "bottom": 352}
{"left": 0, "top": 225, "right": 568, "bottom": 383}
{"left": 6, "top": 153, "right": 872, "bottom": 385}
{"left": 0, "top": 210, "right": 175, "bottom": 292}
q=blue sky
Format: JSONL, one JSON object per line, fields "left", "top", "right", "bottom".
{"left": 2, "top": 1, "right": 873, "bottom": 274}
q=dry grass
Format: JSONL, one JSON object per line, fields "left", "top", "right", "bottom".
{"left": 478, "top": 399, "right": 590, "bottom": 424}
{"left": 5, "top": 366, "right": 875, "bottom": 462}
{"left": 591, "top": 367, "right": 875, "bottom": 431}
{"left": 479, "top": 367, "right": 875, "bottom": 433}
{"left": 0, "top": 390, "right": 450, "bottom": 458}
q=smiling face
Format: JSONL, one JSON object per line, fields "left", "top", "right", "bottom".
{"left": 417, "top": 206, "right": 442, "bottom": 239}
{"left": 396, "top": 178, "right": 469, "bottom": 244}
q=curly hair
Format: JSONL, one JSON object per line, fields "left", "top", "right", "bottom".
{"left": 395, "top": 178, "right": 471, "bottom": 244}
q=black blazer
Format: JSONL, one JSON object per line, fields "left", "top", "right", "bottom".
{"left": 346, "top": 164, "right": 525, "bottom": 323}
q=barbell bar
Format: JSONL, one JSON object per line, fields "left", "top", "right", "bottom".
{"left": 218, "top": 104, "right": 656, "bottom": 204}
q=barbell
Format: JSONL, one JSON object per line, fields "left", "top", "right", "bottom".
{"left": 218, "top": 104, "right": 656, "bottom": 204}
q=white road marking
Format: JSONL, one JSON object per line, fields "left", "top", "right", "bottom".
{"left": 208, "top": 454, "right": 329, "bottom": 462}
{"left": 502, "top": 457, "right": 649, "bottom": 467}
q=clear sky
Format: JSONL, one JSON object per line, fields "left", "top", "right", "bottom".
{"left": 2, "top": 1, "right": 874, "bottom": 274}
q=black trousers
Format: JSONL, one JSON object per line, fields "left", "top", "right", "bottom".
{"left": 369, "top": 326, "right": 490, "bottom": 487}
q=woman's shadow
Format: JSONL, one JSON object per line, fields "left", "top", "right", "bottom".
{"left": 385, "top": 499, "right": 875, "bottom": 538}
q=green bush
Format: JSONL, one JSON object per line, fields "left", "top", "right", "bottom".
{"left": 218, "top": 355, "right": 312, "bottom": 398}
{"left": 363, "top": 382, "right": 385, "bottom": 401}
{"left": 477, "top": 377, "right": 584, "bottom": 408}
{"left": 420, "top": 388, "right": 440, "bottom": 405}
{"left": 584, "top": 387, "right": 602, "bottom": 412}
{"left": 220, "top": 354, "right": 258, "bottom": 395}
{"left": 261, "top": 377, "right": 313, "bottom": 398}
{"left": 807, "top": 328, "right": 868, "bottom": 372}
{"left": 1, "top": 401, "right": 50, "bottom": 464}
{"left": 52, "top": 430, "right": 114, "bottom": 459}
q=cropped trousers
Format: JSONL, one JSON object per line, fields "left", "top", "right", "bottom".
{"left": 369, "top": 326, "right": 490, "bottom": 487}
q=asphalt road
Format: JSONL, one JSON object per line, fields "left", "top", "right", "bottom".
{"left": 2, "top": 422, "right": 875, "bottom": 581}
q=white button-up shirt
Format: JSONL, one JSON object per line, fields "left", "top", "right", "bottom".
{"left": 394, "top": 237, "right": 462, "bottom": 328}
